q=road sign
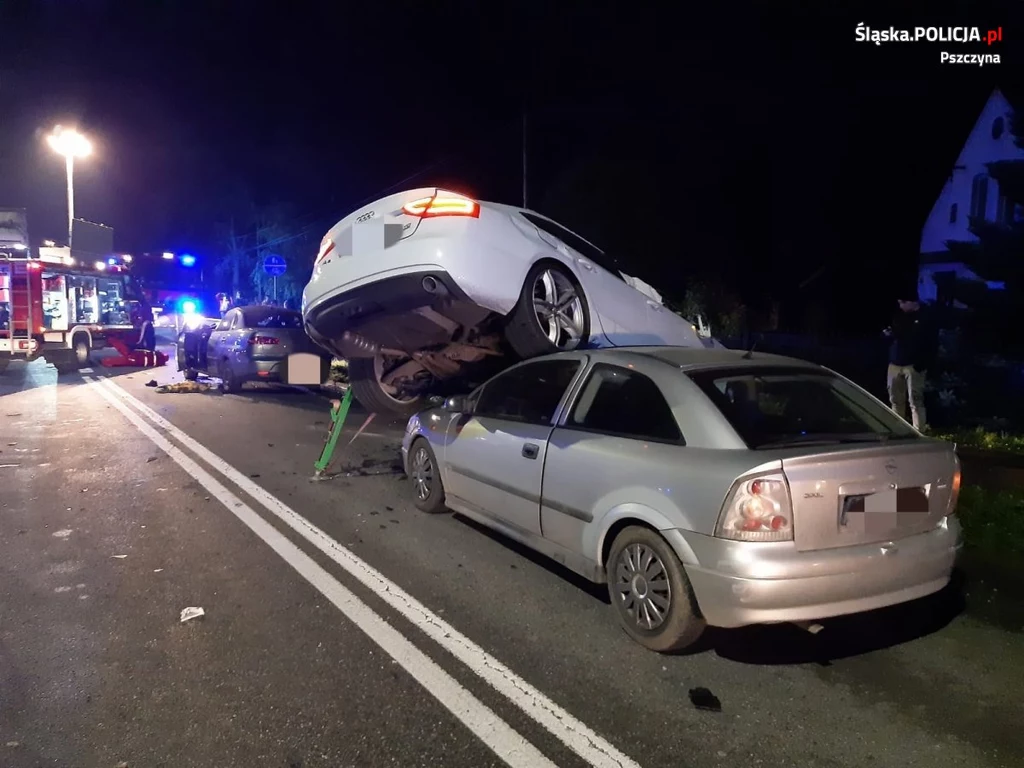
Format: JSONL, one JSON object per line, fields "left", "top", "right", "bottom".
{"left": 263, "top": 254, "right": 287, "bottom": 277}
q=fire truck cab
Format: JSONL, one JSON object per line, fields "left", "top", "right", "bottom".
{"left": 0, "top": 249, "right": 151, "bottom": 374}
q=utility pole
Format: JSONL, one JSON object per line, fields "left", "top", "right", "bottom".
{"left": 522, "top": 110, "right": 528, "bottom": 209}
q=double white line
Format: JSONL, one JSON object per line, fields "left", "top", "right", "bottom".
{"left": 85, "top": 375, "right": 642, "bottom": 768}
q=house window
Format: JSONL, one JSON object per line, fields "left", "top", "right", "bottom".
{"left": 949, "top": 203, "right": 958, "bottom": 223}
{"left": 970, "top": 174, "right": 989, "bottom": 220}
{"left": 993, "top": 117, "right": 1005, "bottom": 139}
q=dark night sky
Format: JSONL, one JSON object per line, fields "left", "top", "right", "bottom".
{"left": 1, "top": 0, "right": 1021, "bottom": 330}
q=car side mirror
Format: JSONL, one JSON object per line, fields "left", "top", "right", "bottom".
{"left": 443, "top": 395, "right": 468, "bottom": 413}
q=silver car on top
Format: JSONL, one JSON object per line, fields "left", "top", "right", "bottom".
{"left": 401, "top": 346, "right": 963, "bottom": 653}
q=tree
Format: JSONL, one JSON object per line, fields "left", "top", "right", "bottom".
{"left": 213, "top": 200, "right": 315, "bottom": 305}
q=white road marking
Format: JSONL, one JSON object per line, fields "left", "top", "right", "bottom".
{"left": 94, "top": 375, "right": 642, "bottom": 768}
{"left": 84, "top": 376, "right": 556, "bottom": 768}
{"left": 80, "top": 367, "right": 94, "bottom": 373}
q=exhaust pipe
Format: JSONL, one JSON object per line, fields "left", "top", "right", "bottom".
{"left": 421, "top": 275, "right": 448, "bottom": 296}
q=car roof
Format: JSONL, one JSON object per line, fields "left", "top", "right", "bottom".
{"left": 535, "top": 346, "right": 823, "bottom": 372}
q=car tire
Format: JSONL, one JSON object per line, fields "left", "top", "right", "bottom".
{"left": 347, "top": 355, "right": 426, "bottom": 417}
{"left": 221, "top": 367, "right": 240, "bottom": 392}
{"left": 505, "top": 261, "right": 591, "bottom": 360}
{"left": 606, "top": 526, "right": 706, "bottom": 653}
{"left": 408, "top": 438, "right": 447, "bottom": 513}
{"left": 72, "top": 333, "right": 91, "bottom": 368}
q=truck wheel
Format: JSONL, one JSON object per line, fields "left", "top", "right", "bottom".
{"left": 0, "top": 359, "right": 9, "bottom": 376}
{"left": 72, "top": 334, "right": 91, "bottom": 367}
{"left": 505, "top": 261, "right": 591, "bottom": 359}
{"left": 348, "top": 355, "right": 425, "bottom": 417}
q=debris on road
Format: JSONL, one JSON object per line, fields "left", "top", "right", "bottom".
{"left": 153, "top": 569, "right": 164, "bottom": 573}
{"left": 689, "top": 687, "right": 722, "bottom": 712}
{"left": 157, "top": 381, "right": 215, "bottom": 394}
{"left": 145, "top": 379, "right": 158, "bottom": 387}
{"left": 180, "top": 606, "right": 205, "bottom": 623}
{"left": 112, "top": 555, "right": 128, "bottom": 559}
{"left": 0, "top": 464, "right": 20, "bottom": 469}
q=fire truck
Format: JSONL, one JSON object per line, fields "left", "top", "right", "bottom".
{"left": 0, "top": 247, "right": 151, "bottom": 374}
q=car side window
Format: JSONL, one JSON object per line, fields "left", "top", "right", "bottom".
{"left": 520, "top": 213, "right": 623, "bottom": 280}
{"left": 568, "top": 364, "right": 683, "bottom": 443}
{"left": 474, "top": 359, "right": 582, "bottom": 426}
{"left": 216, "top": 313, "right": 232, "bottom": 332}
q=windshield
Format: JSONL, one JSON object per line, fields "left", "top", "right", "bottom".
{"left": 688, "top": 366, "right": 919, "bottom": 449}
{"left": 244, "top": 309, "right": 303, "bottom": 329}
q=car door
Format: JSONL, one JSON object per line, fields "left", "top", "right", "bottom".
{"left": 443, "top": 356, "right": 586, "bottom": 537}
{"left": 520, "top": 213, "right": 652, "bottom": 346}
{"left": 645, "top": 300, "right": 707, "bottom": 346}
{"left": 541, "top": 362, "right": 686, "bottom": 554}
{"left": 208, "top": 309, "right": 238, "bottom": 376}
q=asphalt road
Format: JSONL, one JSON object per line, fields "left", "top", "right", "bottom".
{"left": 1, "top": 348, "right": 1022, "bottom": 768}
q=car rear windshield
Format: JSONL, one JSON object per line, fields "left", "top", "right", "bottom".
{"left": 687, "top": 366, "right": 919, "bottom": 449}
{"left": 244, "top": 309, "right": 303, "bottom": 329}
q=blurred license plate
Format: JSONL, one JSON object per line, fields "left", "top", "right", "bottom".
{"left": 841, "top": 487, "right": 930, "bottom": 533}
{"left": 284, "top": 353, "right": 324, "bottom": 385}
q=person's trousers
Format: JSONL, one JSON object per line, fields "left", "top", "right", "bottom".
{"left": 887, "top": 364, "right": 926, "bottom": 430}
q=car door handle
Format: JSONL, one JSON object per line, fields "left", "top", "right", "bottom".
{"left": 522, "top": 443, "right": 539, "bottom": 460}
{"left": 577, "top": 259, "right": 595, "bottom": 271}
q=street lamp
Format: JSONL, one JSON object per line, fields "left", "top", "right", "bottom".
{"left": 46, "top": 126, "right": 92, "bottom": 248}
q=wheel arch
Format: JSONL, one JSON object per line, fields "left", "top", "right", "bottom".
{"left": 595, "top": 504, "right": 699, "bottom": 569}
{"left": 68, "top": 326, "right": 95, "bottom": 349}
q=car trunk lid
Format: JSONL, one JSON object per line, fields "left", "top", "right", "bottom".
{"left": 247, "top": 327, "right": 313, "bottom": 358}
{"left": 783, "top": 440, "right": 958, "bottom": 552}
{"left": 315, "top": 187, "right": 442, "bottom": 265}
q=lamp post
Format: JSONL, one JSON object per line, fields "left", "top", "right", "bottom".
{"left": 46, "top": 126, "right": 92, "bottom": 248}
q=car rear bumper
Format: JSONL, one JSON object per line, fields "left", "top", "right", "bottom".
{"left": 303, "top": 269, "right": 472, "bottom": 349}
{"left": 667, "top": 517, "right": 962, "bottom": 628}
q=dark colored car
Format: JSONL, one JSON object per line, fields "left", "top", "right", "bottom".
{"left": 177, "top": 305, "right": 330, "bottom": 391}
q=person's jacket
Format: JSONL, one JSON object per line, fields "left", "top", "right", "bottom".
{"left": 889, "top": 309, "right": 937, "bottom": 369}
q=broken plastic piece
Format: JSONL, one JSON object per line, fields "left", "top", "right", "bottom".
{"left": 111, "top": 554, "right": 128, "bottom": 559}
{"left": 180, "top": 606, "right": 205, "bottom": 623}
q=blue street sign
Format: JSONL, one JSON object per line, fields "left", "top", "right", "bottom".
{"left": 263, "top": 254, "right": 287, "bottom": 276}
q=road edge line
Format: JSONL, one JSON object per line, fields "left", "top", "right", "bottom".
{"left": 83, "top": 376, "right": 557, "bottom": 768}
{"left": 96, "top": 374, "right": 642, "bottom": 768}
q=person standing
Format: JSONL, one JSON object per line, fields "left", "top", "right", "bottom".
{"left": 884, "top": 294, "right": 937, "bottom": 431}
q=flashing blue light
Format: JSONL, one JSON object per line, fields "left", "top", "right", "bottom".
{"left": 107, "top": 257, "right": 117, "bottom": 265}
{"left": 180, "top": 254, "right": 196, "bottom": 268}
{"left": 181, "top": 300, "right": 198, "bottom": 315}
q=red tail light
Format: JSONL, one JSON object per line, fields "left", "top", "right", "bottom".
{"left": 314, "top": 238, "right": 335, "bottom": 266}
{"left": 402, "top": 194, "right": 480, "bottom": 219}
{"left": 249, "top": 335, "right": 279, "bottom": 345}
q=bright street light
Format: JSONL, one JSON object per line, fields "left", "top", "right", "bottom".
{"left": 46, "top": 126, "right": 93, "bottom": 248}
